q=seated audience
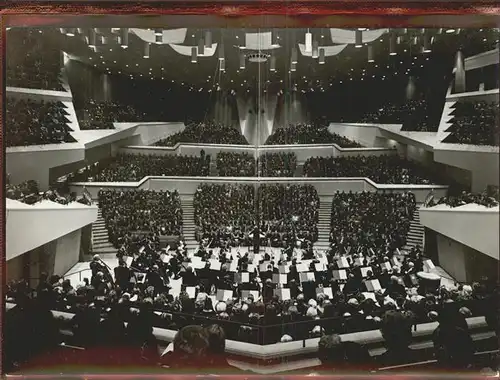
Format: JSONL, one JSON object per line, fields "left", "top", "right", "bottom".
{"left": 76, "top": 100, "right": 150, "bottom": 130}
{"left": 259, "top": 152, "right": 297, "bottom": 177}
{"left": 99, "top": 189, "right": 183, "bottom": 250}
{"left": 69, "top": 152, "right": 210, "bottom": 182}
{"left": 303, "top": 155, "right": 439, "bottom": 184}
{"left": 359, "top": 100, "right": 442, "bottom": 132}
{"left": 7, "top": 28, "right": 65, "bottom": 91}
{"left": 156, "top": 121, "right": 249, "bottom": 146}
{"left": 432, "top": 190, "right": 499, "bottom": 208}
{"left": 443, "top": 101, "right": 499, "bottom": 146}
{"left": 329, "top": 191, "right": 417, "bottom": 256}
{"left": 6, "top": 179, "right": 89, "bottom": 206}
{"left": 6, "top": 98, "right": 75, "bottom": 147}
{"left": 265, "top": 123, "right": 362, "bottom": 147}
{"left": 216, "top": 152, "right": 256, "bottom": 176}
{"left": 194, "top": 184, "right": 255, "bottom": 247}
{"left": 259, "top": 184, "right": 319, "bottom": 246}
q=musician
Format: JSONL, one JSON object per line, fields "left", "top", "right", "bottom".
{"left": 180, "top": 265, "right": 197, "bottom": 287}
{"left": 146, "top": 265, "right": 164, "bottom": 295}
{"left": 114, "top": 260, "right": 132, "bottom": 290}
{"left": 89, "top": 254, "right": 112, "bottom": 283}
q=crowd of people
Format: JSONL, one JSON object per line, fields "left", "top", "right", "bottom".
{"left": 156, "top": 121, "right": 249, "bottom": 146}
{"left": 6, "top": 178, "right": 91, "bottom": 206}
{"left": 216, "top": 152, "right": 256, "bottom": 177}
{"left": 329, "top": 191, "right": 416, "bottom": 257}
{"left": 4, "top": 245, "right": 498, "bottom": 372}
{"left": 360, "top": 100, "right": 442, "bottom": 132}
{"left": 99, "top": 189, "right": 183, "bottom": 250}
{"left": 6, "top": 98, "right": 75, "bottom": 147}
{"left": 259, "top": 152, "right": 297, "bottom": 177}
{"left": 443, "top": 101, "right": 499, "bottom": 146}
{"left": 265, "top": 123, "right": 363, "bottom": 147}
{"left": 427, "top": 189, "right": 499, "bottom": 208}
{"left": 69, "top": 152, "right": 210, "bottom": 182}
{"left": 259, "top": 184, "right": 319, "bottom": 246}
{"left": 193, "top": 184, "right": 255, "bottom": 247}
{"left": 7, "top": 28, "right": 65, "bottom": 91}
{"left": 76, "top": 100, "right": 152, "bottom": 130}
{"left": 303, "top": 155, "right": 439, "bottom": 184}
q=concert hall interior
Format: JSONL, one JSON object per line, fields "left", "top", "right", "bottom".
{"left": 3, "top": 19, "right": 500, "bottom": 375}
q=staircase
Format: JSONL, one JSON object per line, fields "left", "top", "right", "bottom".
{"left": 181, "top": 197, "right": 198, "bottom": 250}
{"left": 315, "top": 196, "right": 332, "bottom": 251}
{"left": 91, "top": 208, "right": 118, "bottom": 257}
{"left": 402, "top": 206, "right": 425, "bottom": 253}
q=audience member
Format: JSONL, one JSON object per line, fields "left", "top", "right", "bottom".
{"left": 76, "top": 100, "right": 151, "bottom": 130}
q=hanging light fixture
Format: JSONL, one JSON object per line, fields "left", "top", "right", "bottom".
{"left": 319, "top": 48, "right": 325, "bottom": 64}
{"left": 446, "top": 28, "right": 456, "bottom": 34}
{"left": 154, "top": 29, "right": 162, "bottom": 36}
{"left": 77, "top": 28, "right": 85, "bottom": 34}
{"left": 143, "top": 42, "right": 150, "bottom": 58}
{"left": 239, "top": 52, "right": 246, "bottom": 70}
{"left": 59, "top": 28, "right": 67, "bottom": 35}
{"left": 291, "top": 62, "right": 297, "bottom": 72}
{"left": 120, "top": 28, "right": 129, "bottom": 48}
{"left": 198, "top": 38, "right": 205, "bottom": 56}
{"left": 88, "top": 29, "right": 97, "bottom": 48}
{"left": 355, "top": 30, "right": 363, "bottom": 48}
{"left": 205, "top": 31, "right": 212, "bottom": 48}
{"left": 312, "top": 39, "right": 319, "bottom": 58}
{"left": 220, "top": 59, "right": 225, "bottom": 72}
{"left": 413, "top": 36, "right": 419, "bottom": 45}
{"left": 389, "top": 33, "right": 397, "bottom": 56}
{"left": 291, "top": 47, "right": 298, "bottom": 64}
{"left": 272, "top": 30, "right": 279, "bottom": 46}
{"left": 368, "top": 45, "right": 374, "bottom": 62}
{"left": 422, "top": 34, "right": 432, "bottom": 53}
{"left": 270, "top": 54, "right": 276, "bottom": 72}
{"left": 305, "top": 30, "right": 312, "bottom": 53}
{"left": 191, "top": 47, "right": 197, "bottom": 63}
{"left": 397, "top": 36, "right": 403, "bottom": 45}
{"left": 218, "top": 41, "right": 224, "bottom": 61}
{"left": 156, "top": 34, "right": 163, "bottom": 44}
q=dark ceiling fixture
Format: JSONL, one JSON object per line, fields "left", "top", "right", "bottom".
{"left": 368, "top": 45, "right": 374, "bottom": 62}
{"left": 156, "top": 34, "right": 163, "bottom": 44}
{"left": 191, "top": 47, "right": 197, "bottom": 63}
{"left": 312, "top": 39, "right": 319, "bottom": 58}
{"left": 205, "top": 31, "right": 212, "bottom": 48}
{"left": 291, "top": 47, "right": 298, "bottom": 64}
{"left": 422, "top": 33, "right": 432, "bottom": 53}
{"left": 319, "top": 48, "right": 325, "bottom": 64}
{"left": 270, "top": 54, "right": 276, "bottom": 72}
{"left": 389, "top": 32, "right": 397, "bottom": 56}
{"left": 154, "top": 28, "right": 162, "bottom": 36}
{"left": 66, "top": 28, "right": 76, "bottom": 37}
{"left": 120, "top": 28, "right": 129, "bottom": 48}
{"left": 355, "top": 30, "right": 363, "bottom": 48}
{"left": 220, "top": 59, "right": 225, "bottom": 72}
{"left": 88, "top": 28, "right": 97, "bottom": 48}
{"left": 198, "top": 37, "right": 205, "bottom": 56}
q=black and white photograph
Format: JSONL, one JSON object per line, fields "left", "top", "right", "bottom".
{"left": 3, "top": 16, "right": 499, "bottom": 376}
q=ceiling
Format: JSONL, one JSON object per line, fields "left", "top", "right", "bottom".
{"left": 6, "top": 27, "right": 500, "bottom": 93}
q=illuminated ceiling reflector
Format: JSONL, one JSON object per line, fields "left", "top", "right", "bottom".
{"left": 305, "top": 31, "right": 312, "bottom": 53}
{"left": 120, "top": 28, "right": 129, "bottom": 48}
{"left": 319, "top": 48, "right": 325, "bottom": 64}
{"left": 291, "top": 62, "right": 297, "bottom": 72}
{"left": 355, "top": 30, "right": 362, "bottom": 48}
{"left": 220, "top": 59, "right": 225, "bottom": 72}
{"left": 191, "top": 47, "right": 197, "bottom": 63}
{"left": 312, "top": 40, "right": 319, "bottom": 58}
{"left": 143, "top": 43, "right": 150, "bottom": 58}
{"left": 446, "top": 28, "right": 456, "bottom": 34}
{"left": 218, "top": 42, "right": 225, "bottom": 61}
